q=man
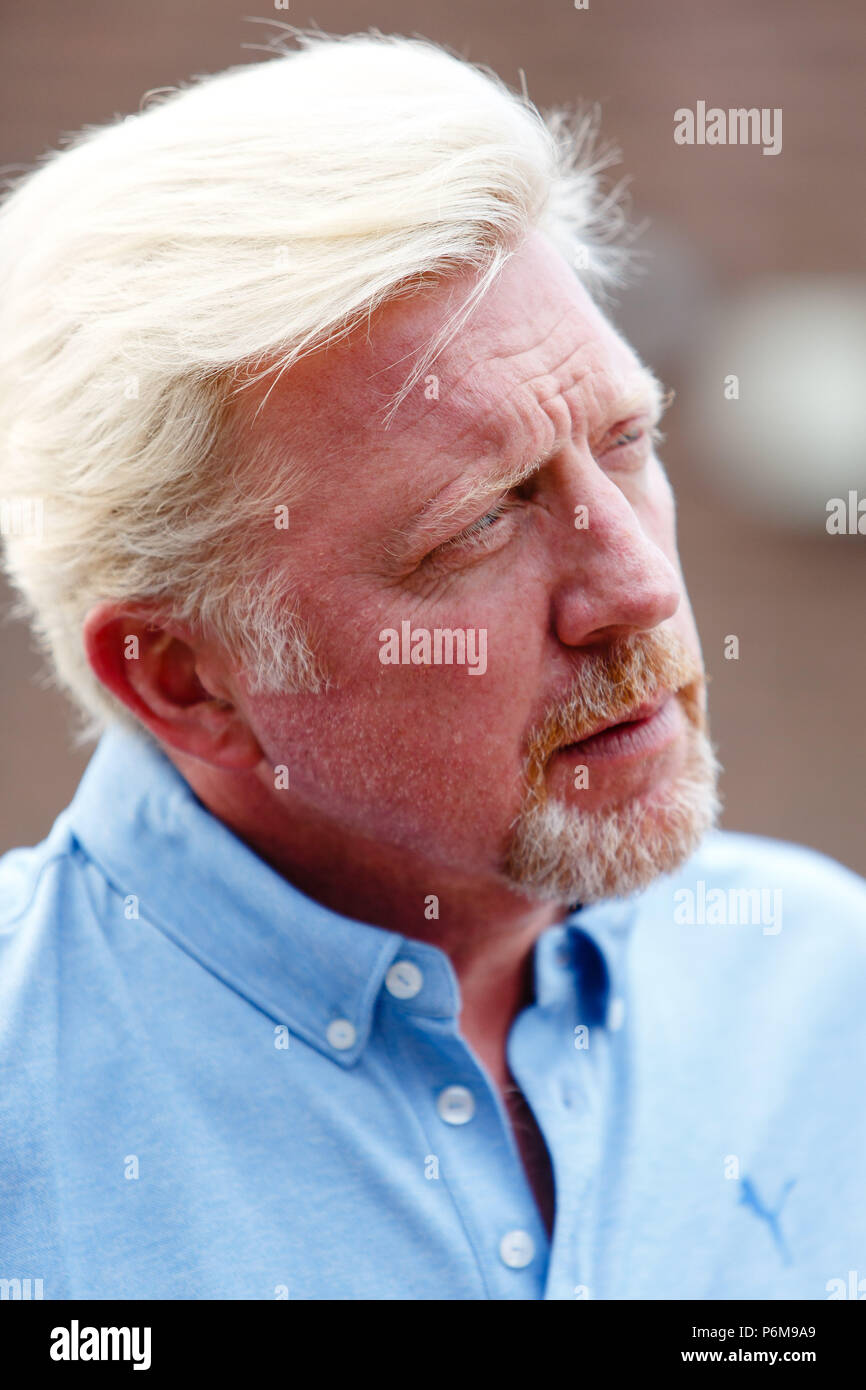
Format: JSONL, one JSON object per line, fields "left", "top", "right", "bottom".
{"left": 0, "top": 30, "right": 863, "bottom": 1301}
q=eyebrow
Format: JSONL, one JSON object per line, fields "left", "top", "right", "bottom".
{"left": 387, "top": 367, "right": 670, "bottom": 555}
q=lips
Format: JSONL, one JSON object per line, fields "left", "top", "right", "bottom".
{"left": 560, "top": 692, "right": 671, "bottom": 749}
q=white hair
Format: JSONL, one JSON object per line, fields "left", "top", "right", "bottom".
{"left": 0, "top": 27, "right": 630, "bottom": 741}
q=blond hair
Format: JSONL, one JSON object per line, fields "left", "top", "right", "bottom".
{"left": 0, "top": 28, "right": 628, "bottom": 741}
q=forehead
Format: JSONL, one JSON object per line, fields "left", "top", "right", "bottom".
{"left": 242, "top": 231, "right": 643, "bottom": 491}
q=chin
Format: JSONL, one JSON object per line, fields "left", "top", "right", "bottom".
{"left": 503, "top": 725, "right": 722, "bottom": 906}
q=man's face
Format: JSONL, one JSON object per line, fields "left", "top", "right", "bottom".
{"left": 234, "top": 230, "right": 718, "bottom": 903}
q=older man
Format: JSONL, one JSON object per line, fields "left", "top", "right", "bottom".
{"left": 0, "top": 31, "right": 863, "bottom": 1301}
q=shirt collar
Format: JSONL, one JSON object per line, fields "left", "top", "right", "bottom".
{"left": 65, "top": 725, "right": 634, "bottom": 1063}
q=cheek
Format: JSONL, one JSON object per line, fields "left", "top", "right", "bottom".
{"left": 246, "top": 650, "right": 534, "bottom": 854}
{"left": 245, "top": 566, "right": 550, "bottom": 851}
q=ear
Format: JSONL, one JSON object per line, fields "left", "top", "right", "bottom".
{"left": 82, "top": 601, "right": 263, "bottom": 770}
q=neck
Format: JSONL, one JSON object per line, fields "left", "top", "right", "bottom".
{"left": 173, "top": 752, "right": 568, "bottom": 1064}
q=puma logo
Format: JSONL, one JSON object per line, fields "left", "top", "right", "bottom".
{"left": 739, "top": 1176, "right": 796, "bottom": 1265}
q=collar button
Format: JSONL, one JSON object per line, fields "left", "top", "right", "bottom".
{"left": 326, "top": 1018, "right": 357, "bottom": 1051}
{"left": 385, "top": 960, "right": 424, "bottom": 999}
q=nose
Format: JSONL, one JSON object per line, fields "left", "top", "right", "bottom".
{"left": 550, "top": 468, "right": 682, "bottom": 648}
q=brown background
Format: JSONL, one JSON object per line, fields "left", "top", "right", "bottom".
{"left": 1, "top": 0, "right": 863, "bottom": 873}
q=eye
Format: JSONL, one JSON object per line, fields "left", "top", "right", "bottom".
{"left": 601, "top": 418, "right": 661, "bottom": 465}
{"left": 427, "top": 497, "right": 514, "bottom": 562}
{"left": 610, "top": 425, "right": 644, "bottom": 448}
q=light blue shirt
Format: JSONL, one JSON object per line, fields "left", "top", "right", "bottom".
{"left": 1, "top": 724, "right": 865, "bottom": 1300}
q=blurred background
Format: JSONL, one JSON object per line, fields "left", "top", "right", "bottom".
{"left": 1, "top": 0, "right": 863, "bottom": 872}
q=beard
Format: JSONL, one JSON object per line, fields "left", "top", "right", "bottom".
{"left": 503, "top": 626, "right": 721, "bottom": 905}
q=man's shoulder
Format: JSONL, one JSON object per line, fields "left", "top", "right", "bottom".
{"left": 1, "top": 816, "right": 75, "bottom": 935}
{"left": 0, "top": 811, "right": 118, "bottom": 1017}
{"left": 0, "top": 810, "right": 90, "bottom": 926}
{"left": 620, "top": 831, "right": 866, "bottom": 1075}
{"left": 635, "top": 828, "right": 866, "bottom": 993}
{"left": 684, "top": 827, "right": 866, "bottom": 913}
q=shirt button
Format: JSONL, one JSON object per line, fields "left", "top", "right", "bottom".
{"left": 385, "top": 960, "right": 424, "bottom": 999}
{"left": 326, "top": 1018, "right": 357, "bottom": 1050}
{"left": 499, "top": 1230, "right": 535, "bottom": 1268}
{"left": 436, "top": 1085, "right": 475, "bottom": 1125}
{"left": 608, "top": 997, "right": 626, "bottom": 1031}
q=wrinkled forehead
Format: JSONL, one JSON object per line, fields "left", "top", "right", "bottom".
{"left": 237, "top": 231, "right": 639, "bottom": 472}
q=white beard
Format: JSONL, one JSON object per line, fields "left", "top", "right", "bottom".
{"left": 504, "top": 710, "right": 721, "bottom": 905}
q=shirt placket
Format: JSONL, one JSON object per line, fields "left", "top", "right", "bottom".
{"left": 378, "top": 981, "right": 552, "bottom": 1299}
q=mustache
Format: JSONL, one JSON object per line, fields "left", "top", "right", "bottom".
{"left": 525, "top": 627, "right": 705, "bottom": 787}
